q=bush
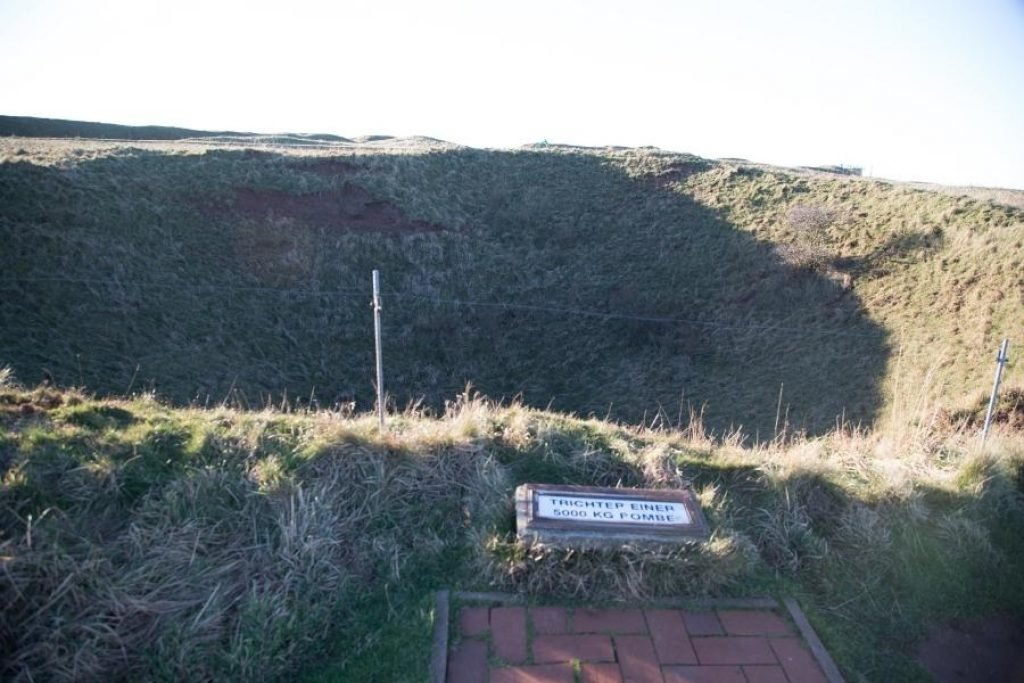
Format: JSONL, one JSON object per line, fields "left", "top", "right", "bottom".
{"left": 776, "top": 204, "right": 836, "bottom": 272}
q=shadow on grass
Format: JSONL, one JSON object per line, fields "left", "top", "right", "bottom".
{"left": 0, "top": 146, "right": 889, "bottom": 439}
{"left": 834, "top": 225, "right": 946, "bottom": 278}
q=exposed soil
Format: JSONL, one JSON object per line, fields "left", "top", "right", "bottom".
{"left": 203, "top": 183, "right": 444, "bottom": 281}
{"left": 218, "top": 184, "right": 444, "bottom": 235}
{"left": 0, "top": 388, "right": 64, "bottom": 414}
{"left": 986, "top": 388, "right": 1024, "bottom": 431}
{"left": 287, "top": 159, "right": 359, "bottom": 176}
{"left": 940, "top": 388, "right": 1024, "bottom": 434}
{"left": 916, "top": 616, "right": 1024, "bottom": 683}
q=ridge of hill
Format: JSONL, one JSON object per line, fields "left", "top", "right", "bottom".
{"left": 0, "top": 114, "right": 361, "bottom": 144}
{"left": 0, "top": 114, "right": 452, "bottom": 147}
{"left": 0, "top": 133, "right": 1021, "bottom": 437}
{"left": 0, "top": 114, "right": 259, "bottom": 141}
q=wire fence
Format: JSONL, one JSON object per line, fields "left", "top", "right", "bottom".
{"left": 1, "top": 275, "right": 882, "bottom": 340}
{"left": 0, "top": 272, "right": 898, "bottom": 433}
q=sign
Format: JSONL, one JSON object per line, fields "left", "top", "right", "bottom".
{"left": 535, "top": 492, "right": 692, "bottom": 526}
{"left": 515, "top": 484, "right": 709, "bottom": 547}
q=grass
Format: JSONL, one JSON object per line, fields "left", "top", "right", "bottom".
{"left": 0, "top": 135, "right": 1020, "bottom": 437}
{"left": 0, "top": 379, "right": 490, "bottom": 681}
{"left": 1, "top": 126, "right": 1022, "bottom": 680}
{"left": 0, "top": 114, "right": 256, "bottom": 141}
{"left": 2, "top": 375, "right": 1022, "bottom": 681}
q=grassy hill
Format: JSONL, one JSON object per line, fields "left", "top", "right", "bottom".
{"left": 0, "top": 114, "right": 258, "bottom": 141}
{"left": 1, "top": 379, "right": 1022, "bottom": 681}
{"left": 1, "top": 131, "right": 1021, "bottom": 437}
{"left": 2, "top": 126, "right": 1023, "bottom": 681}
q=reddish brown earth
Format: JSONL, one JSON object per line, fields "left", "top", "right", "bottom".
{"left": 940, "top": 388, "right": 1024, "bottom": 434}
{"left": 986, "top": 388, "right": 1024, "bottom": 431}
{"left": 226, "top": 184, "right": 443, "bottom": 235}
{"left": 916, "top": 616, "right": 1024, "bottom": 683}
{"left": 287, "top": 159, "right": 359, "bottom": 176}
{"left": 196, "top": 181, "right": 444, "bottom": 280}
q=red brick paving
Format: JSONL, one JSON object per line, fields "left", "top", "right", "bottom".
{"left": 662, "top": 665, "right": 746, "bottom": 683}
{"left": 645, "top": 609, "right": 698, "bottom": 665}
{"left": 769, "top": 638, "right": 829, "bottom": 683}
{"left": 447, "top": 639, "right": 487, "bottom": 683}
{"left": 459, "top": 606, "right": 489, "bottom": 637}
{"left": 490, "top": 663, "right": 574, "bottom": 682}
{"left": 582, "top": 662, "right": 625, "bottom": 683}
{"left": 718, "top": 610, "right": 792, "bottom": 636}
{"left": 533, "top": 634, "right": 615, "bottom": 663}
{"left": 573, "top": 608, "right": 649, "bottom": 634}
{"left": 615, "top": 634, "right": 664, "bottom": 682}
{"left": 682, "top": 611, "right": 725, "bottom": 636}
{"left": 531, "top": 607, "right": 568, "bottom": 635}
{"left": 492, "top": 607, "right": 528, "bottom": 663}
{"left": 692, "top": 636, "right": 776, "bottom": 665}
{"left": 743, "top": 665, "right": 791, "bottom": 683}
{"left": 446, "top": 606, "right": 833, "bottom": 683}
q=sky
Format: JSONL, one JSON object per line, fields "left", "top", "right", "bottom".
{"left": 1, "top": 0, "right": 1022, "bottom": 189}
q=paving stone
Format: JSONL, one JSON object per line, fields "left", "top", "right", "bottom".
{"left": 531, "top": 607, "right": 568, "bottom": 635}
{"left": 449, "top": 602, "right": 840, "bottom": 683}
{"left": 662, "top": 665, "right": 746, "bottom": 683}
{"left": 459, "top": 607, "right": 490, "bottom": 637}
{"left": 573, "top": 608, "right": 648, "bottom": 634}
{"left": 614, "top": 635, "right": 664, "bottom": 682}
{"left": 446, "top": 639, "right": 488, "bottom": 683}
{"left": 581, "top": 662, "right": 624, "bottom": 683}
{"left": 533, "top": 634, "right": 615, "bottom": 663}
{"left": 692, "top": 637, "right": 776, "bottom": 665}
{"left": 490, "top": 663, "right": 575, "bottom": 683}
{"left": 492, "top": 607, "right": 528, "bottom": 664}
{"left": 743, "top": 664, "right": 790, "bottom": 683}
{"left": 645, "top": 609, "right": 698, "bottom": 665}
{"left": 681, "top": 611, "right": 725, "bottom": 636}
{"left": 770, "top": 637, "right": 828, "bottom": 683}
{"left": 717, "top": 610, "right": 792, "bottom": 636}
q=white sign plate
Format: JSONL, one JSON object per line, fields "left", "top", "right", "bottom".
{"left": 535, "top": 492, "right": 692, "bottom": 526}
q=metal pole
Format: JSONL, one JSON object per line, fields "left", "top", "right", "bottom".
{"left": 372, "top": 270, "right": 385, "bottom": 434}
{"left": 981, "top": 338, "right": 1010, "bottom": 445}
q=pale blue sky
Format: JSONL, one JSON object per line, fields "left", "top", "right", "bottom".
{"left": 2, "top": 0, "right": 1022, "bottom": 188}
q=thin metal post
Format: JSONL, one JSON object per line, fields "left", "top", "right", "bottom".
{"left": 773, "top": 382, "right": 784, "bottom": 440}
{"left": 981, "top": 338, "right": 1010, "bottom": 445}
{"left": 372, "top": 270, "right": 385, "bottom": 434}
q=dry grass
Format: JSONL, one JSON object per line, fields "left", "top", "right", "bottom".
{"left": 2, "top": 128, "right": 1022, "bottom": 680}
{"left": 0, "top": 387, "right": 500, "bottom": 681}
{"left": 481, "top": 535, "right": 758, "bottom": 600}
{"left": 902, "top": 181, "right": 1024, "bottom": 210}
{"left": 1, "top": 386, "right": 1022, "bottom": 680}
{"left": 2, "top": 136, "right": 1020, "bottom": 440}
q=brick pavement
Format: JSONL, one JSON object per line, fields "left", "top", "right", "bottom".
{"left": 448, "top": 605, "right": 830, "bottom": 683}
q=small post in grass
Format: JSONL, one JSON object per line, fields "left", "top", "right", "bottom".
{"left": 372, "top": 269, "right": 385, "bottom": 434}
{"left": 981, "top": 338, "right": 1010, "bottom": 445}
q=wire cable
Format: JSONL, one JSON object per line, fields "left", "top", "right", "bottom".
{"left": 1, "top": 275, "right": 882, "bottom": 339}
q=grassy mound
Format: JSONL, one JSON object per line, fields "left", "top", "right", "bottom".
{"left": 2, "top": 375, "right": 1022, "bottom": 681}
{"left": 0, "top": 383, "right": 493, "bottom": 680}
{"left": 1, "top": 136, "right": 1020, "bottom": 436}
{"left": 0, "top": 114, "right": 258, "bottom": 141}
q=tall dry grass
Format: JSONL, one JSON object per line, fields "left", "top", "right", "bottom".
{"left": 0, "top": 389, "right": 502, "bottom": 681}
{"left": 1, "top": 380, "right": 1022, "bottom": 681}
